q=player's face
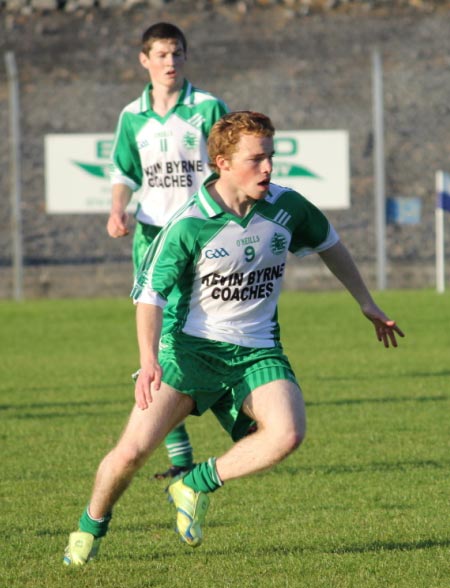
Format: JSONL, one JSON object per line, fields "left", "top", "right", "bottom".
{"left": 227, "top": 134, "right": 274, "bottom": 200}
{"left": 140, "top": 39, "right": 186, "bottom": 89}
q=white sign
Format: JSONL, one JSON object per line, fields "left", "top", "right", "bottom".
{"left": 45, "top": 134, "right": 137, "bottom": 214}
{"left": 45, "top": 130, "right": 350, "bottom": 213}
{"left": 273, "top": 131, "right": 350, "bottom": 210}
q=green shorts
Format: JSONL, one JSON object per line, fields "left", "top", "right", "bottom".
{"left": 159, "top": 332, "right": 298, "bottom": 441}
{"left": 132, "top": 221, "right": 161, "bottom": 276}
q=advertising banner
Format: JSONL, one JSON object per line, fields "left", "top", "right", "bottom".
{"left": 45, "top": 131, "right": 350, "bottom": 213}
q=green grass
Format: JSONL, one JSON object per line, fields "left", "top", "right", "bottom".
{"left": 1, "top": 290, "right": 449, "bottom": 587}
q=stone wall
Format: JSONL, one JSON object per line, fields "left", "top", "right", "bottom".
{"left": 1, "top": 0, "right": 450, "bottom": 297}
{"left": 3, "top": 1, "right": 448, "bottom": 16}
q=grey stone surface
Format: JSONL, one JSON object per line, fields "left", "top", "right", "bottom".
{"left": 1, "top": 1, "right": 450, "bottom": 297}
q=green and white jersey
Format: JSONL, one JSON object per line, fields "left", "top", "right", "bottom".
{"left": 131, "top": 176, "right": 339, "bottom": 348}
{"left": 110, "top": 80, "right": 228, "bottom": 227}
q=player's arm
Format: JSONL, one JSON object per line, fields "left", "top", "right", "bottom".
{"left": 108, "top": 111, "right": 142, "bottom": 238}
{"left": 131, "top": 217, "right": 196, "bottom": 408}
{"left": 107, "top": 183, "right": 132, "bottom": 238}
{"left": 318, "top": 240, "right": 405, "bottom": 347}
{"left": 134, "top": 301, "right": 163, "bottom": 410}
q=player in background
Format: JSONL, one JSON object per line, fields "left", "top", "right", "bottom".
{"left": 64, "top": 111, "right": 404, "bottom": 566}
{"left": 106, "top": 22, "right": 228, "bottom": 480}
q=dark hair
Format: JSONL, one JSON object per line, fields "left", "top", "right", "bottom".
{"left": 208, "top": 111, "right": 275, "bottom": 172}
{"left": 141, "top": 22, "right": 187, "bottom": 55}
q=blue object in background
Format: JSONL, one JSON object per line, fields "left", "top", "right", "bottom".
{"left": 386, "top": 197, "right": 422, "bottom": 225}
{"left": 437, "top": 191, "right": 450, "bottom": 213}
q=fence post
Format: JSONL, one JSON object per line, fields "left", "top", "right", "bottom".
{"left": 435, "top": 170, "right": 445, "bottom": 293}
{"left": 5, "top": 51, "right": 24, "bottom": 301}
{"left": 372, "top": 48, "right": 386, "bottom": 291}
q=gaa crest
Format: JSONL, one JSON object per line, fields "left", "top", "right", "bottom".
{"left": 271, "top": 233, "right": 287, "bottom": 255}
{"left": 183, "top": 132, "right": 199, "bottom": 150}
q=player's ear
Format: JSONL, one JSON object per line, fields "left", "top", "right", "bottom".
{"left": 216, "top": 154, "right": 230, "bottom": 172}
{"left": 139, "top": 51, "right": 149, "bottom": 69}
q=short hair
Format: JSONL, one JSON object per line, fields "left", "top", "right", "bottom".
{"left": 141, "top": 22, "right": 187, "bottom": 55}
{"left": 207, "top": 111, "right": 275, "bottom": 173}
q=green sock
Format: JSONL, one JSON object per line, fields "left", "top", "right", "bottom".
{"left": 164, "top": 423, "right": 193, "bottom": 468}
{"left": 79, "top": 506, "right": 112, "bottom": 538}
{"left": 183, "top": 458, "right": 223, "bottom": 493}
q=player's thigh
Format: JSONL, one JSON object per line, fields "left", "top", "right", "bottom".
{"left": 117, "top": 383, "right": 195, "bottom": 454}
{"left": 241, "top": 379, "right": 306, "bottom": 437}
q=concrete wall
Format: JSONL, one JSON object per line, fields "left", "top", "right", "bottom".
{"left": 1, "top": 0, "right": 450, "bottom": 297}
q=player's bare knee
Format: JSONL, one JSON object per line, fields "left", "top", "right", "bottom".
{"left": 267, "top": 426, "right": 303, "bottom": 461}
{"left": 282, "top": 428, "right": 304, "bottom": 455}
{"left": 114, "top": 443, "right": 148, "bottom": 471}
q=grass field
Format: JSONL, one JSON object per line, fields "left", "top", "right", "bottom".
{"left": 1, "top": 290, "right": 449, "bottom": 587}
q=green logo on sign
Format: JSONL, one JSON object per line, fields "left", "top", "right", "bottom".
{"left": 272, "top": 162, "right": 321, "bottom": 179}
{"left": 274, "top": 137, "right": 321, "bottom": 179}
{"left": 73, "top": 161, "right": 110, "bottom": 179}
{"left": 73, "top": 139, "right": 113, "bottom": 179}
{"left": 96, "top": 140, "right": 113, "bottom": 158}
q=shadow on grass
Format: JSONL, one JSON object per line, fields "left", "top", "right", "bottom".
{"left": 36, "top": 521, "right": 175, "bottom": 538}
{"left": 35, "top": 528, "right": 450, "bottom": 563}
{"left": 200, "top": 537, "right": 450, "bottom": 559}
{"left": 281, "top": 459, "right": 446, "bottom": 476}
{"left": 313, "top": 369, "right": 450, "bottom": 382}
{"left": 0, "top": 395, "right": 130, "bottom": 412}
{"left": 2, "top": 393, "right": 447, "bottom": 420}
{"left": 0, "top": 382, "right": 132, "bottom": 404}
{"left": 307, "top": 394, "right": 448, "bottom": 407}
{"left": 330, "top": 537, "right": 450, "bottom": 554}
{"left": 8, "top": 409, "right": 130, "bottom": 420}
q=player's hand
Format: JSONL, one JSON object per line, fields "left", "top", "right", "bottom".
{"left": 107, "top": 210, "right": 129, "bottom": 238}
{"left": 361, "top": 303, "right": 405, "bottom": 348}
{"left": 135, "top": 363, "right": 162, "bottom": 410}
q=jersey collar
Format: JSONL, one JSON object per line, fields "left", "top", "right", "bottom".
{"left": 196, "top": 174, "right": 223, "bottom": 218}
{"left": 139, "top": 79, "right": 191, "bottom": 113}
{"left": 196, "top": 173, "right": 272, "bottom": 224}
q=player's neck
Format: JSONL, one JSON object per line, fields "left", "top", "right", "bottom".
{"left": 150, "top": 82, "right": 183, "bottom": 117}
{"left": 209, "top": 180, "right": 255, "bottom": 219}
